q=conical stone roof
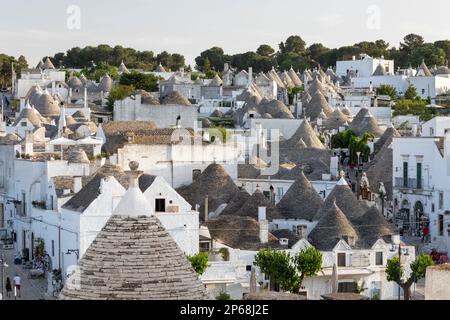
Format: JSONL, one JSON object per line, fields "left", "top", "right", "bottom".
{"left": 160, "top": 91, "right": 192, "bottom": 106}
{"left": 43, "top": 57, "right": 55, "bottom": 69}
{"left": 234, "top": 189, "right": 281, "bottom": 220}
{"left": 209, "top": 74, "right": 223, "bottom": 87}
{"left": 176, "top": 163, "right": 239, "bottom": 215}
{"left": 98, "top": 74, "right": 112, "bottom": 92}
{"left": 356, "top": 206, "right": 395, "bottom": 247}
{"left": 283, "top": 119, "right": 325, "bottom": 149}
{"left": 373, "top": 64, "right": 387, "bottom": 76}
{"left": 276, "top": 170, "right": 324, "bottom": 220}
{"left": 314, "top": 176, "right": 365, "bottom": 222}
{"left": 305, "top": 90, "right": 333, "bottom": 121}
{"left": 288, "top": 68, "right": 303, "bottom": 87}
{"left": 36, "top": 90, "right": 60, "bottom": 117}
{"left": 308, "top": 201, "right": 359, "bottom": 251}
{"left": 59, "top": 215, "right": 209, "bottom": 300}
{"left": 13, "top": 102, "right": 42, "bottom": 127}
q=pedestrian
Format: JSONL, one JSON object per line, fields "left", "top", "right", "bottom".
{"left": 5, "top": 277, "right": 12, "bottom": 298}
{"left": 13, "top": 274, "right": 21, "bottom": 298}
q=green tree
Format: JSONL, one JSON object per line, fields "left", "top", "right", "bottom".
{"left": 256, "top": 44, "right": 275, "bottom": 57}
{"left": 409, "top": 44, "right": 446, "bottom": 68}
{"left": 254, "top": 248, "right": 300, "bottom": 293}
{"left": 82, "top": 62, "right": 119, "bottom": 81}
{"left": 434, "top": 40, "right": 450, "bottom": 63}
{"left": 195, "top": 47, "right": 229, "bottom": 72}
{"left": 187, "top": 252, "right": 209, "bottom": 275}
{"left": 376, "top": 84, "right": 397, "bottom": 99}
{"left": 216, "top": 291, "right": 232, "bottom": 300}
{"left": 119, "top": 71, "right": 159, "bottom": 92}
{"left": 404, "top": 85, "right": 417, "bottom": 100}
{"left": 106, "top": 84, "right": 134, "bottom": 111}
{"left": 171, "top": 53, "right": 185, "bottom": 71}
{"left": 277, "top": 52, "right": 309, "bottom": 72}
{"left": 400, "top": 34, "right": 425, "bottom": 53}
{"left": 386, "top": 254, "right": 434, "bottom": 300}
{"left": 307, "top": 43, "right": 330, "bottom": 67}
{"left": 279, "top": 35, "right": 306, "bottom": 55}
{"left": 294, "top": 247, "right": 322, "bottom": 290}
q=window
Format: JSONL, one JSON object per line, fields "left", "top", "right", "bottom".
{"left": 416, "top": 163, "right": 422, "bottom": 189}
{"left": 432, "top": 204, "right": 435, "bottom": 212}
{"left": 51, "top": 240, "right": 55, "bottom": 257}
{"left": 430, "top": 128, "right": 434, "bottom": 136}
{"left": 337, "top": 253, "right": 346, "bottom": 267}
{"left": 192, "top": 169, "right": 201, "bottom": 182}
{"left": 403, "top": 162, "right": 408, "bottom": 188}
{"left": 246, "top": 265, "right": 252, "bottom": 272}
{"left": 155, "top": 199, "right": 166, "bottom": 212}
{"left": 422, "top": 89, "right": 426, "bottom": 95}
{"left": 338, "top": 282, "right": 357, "bottom": 293}
{"left": 439, "top": 215, "right": 444, "bottom": 236}
{"left": 375, "top": 252, "right": 383, "bottom": 266}
{"left": 21, "top": 192, "right": 26, "bottom": 216}
{"left": 21, "top": 122, "right": 27, "bottom": 127}
{"left": 263, "top": 191, "right": 271, "bottom": 200}
{"left": 439, "top": 192, "right": 444, "bottom": 210}
{"left": 199, "top": 241, "right": 210, "bottom": 252}
{"left": 49, "top": 195, "right": 54, "bottom": 210}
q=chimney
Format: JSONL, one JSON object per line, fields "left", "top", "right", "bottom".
{"left": 204, "top": 194, "right": 209, "bottom": 222}
{"left": 258, "top": 206, "right": 268, "bottom": 244}
{"left": 69, "top": 87, "right": 73, "bottom": 99}
{"left": 51, "top": 81, "right": 56, "bottom": 95}
{"left": 352, "top": 56, "right": 356, "bottom": 61}
{"left": 24, "top": 131, "right": 33, "bottom": 155}
{"left": 248, "top": 67, "right": 253, "bottom": 87}
{"left": 84, "top": 87, "right": 88, "bottom": 108}
{"left": 73, "top": 177, "right": 82, "bottom": 193}
{"left": 19, "top": 98, "right": 25, "bottom": 112}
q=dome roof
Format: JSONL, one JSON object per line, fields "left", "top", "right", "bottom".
{"left": 155, "top": 63, "right": 167, "bottom": 72}
{"left": 36, "top": 90, "right": 61, "bottom": 117}
{"left": 435, "top": 66, "right": 450, "bottom": 75}
{"left": 68, "top": 76, "right": 83, "bottom": 88}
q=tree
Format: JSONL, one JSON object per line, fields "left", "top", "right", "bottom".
{"left": 294, "top": 247, "right": 322, "bottom": 290}
{"left": 171, "top": 53, "right": 185, "bottom": 71}
{"left": 400, "top": 34, "right": 425, "bottom": 53}
{"left": 119, "top": 71, "right": 159, "bottom": 92}
{"left": 409, "top": 44, "right": 446, "bottom": 68}
{"left": 404, "top": 85, "right": 417, "bottom": 100}
{"left": 81, "top": 62, "right": 119, "bottom": 81}
{"left": 195, "top": 47, "right": 228, "bottom": 72}
{"left": 254, "top": 248, "right": 300, "bottom": 293}
{"left": 279, "top": 35, "right": 306, "bottom": 55}
{"left": 106, "top": 84, "right": 134, "bottom": 111}
{"left": 376, "top": 84, "right": 397, "bottom": 99}
{"left": 187, "top": 252, "right": 209, "bottom": 275}
{"left": 434, "top": 40, "right": 450, "bottom": 64}
{"left": 277, "top": 52, "right": 309, "bottom": 72}
{"left": 216, "top": 292, "right": 232, "bottom": 300}
{"left": 386, "top": 254, "right": 434, "bottom": 300}
{"left": 256, "top": 44, "right": 275, "bottom": 57}
{"left": 308, "top": 43, "right": 330, "bottom": 67}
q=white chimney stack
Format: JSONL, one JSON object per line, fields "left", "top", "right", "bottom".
{"left": 51, "top": 81, "right": 56, "bottom": 95}
{"left": 73, "top": 176, "right": 82, "bottom": 193}
{"left": 248, "top": 67, "right": 253, "bottom": 87}
{"left": 444, "top": 130, "right": 450, "bottom": 157}
{"left": 84, "top": 87, "right": 88, "bottom": 108}
{"left": 258, "top": 206, "right": 268, "bottom": 244}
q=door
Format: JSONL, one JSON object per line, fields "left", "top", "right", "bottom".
{"left": 0, "top": 203, "right": 4, "bottom": 228}
{"left": 338, "top": 282, "right": 357, "bottom": 293}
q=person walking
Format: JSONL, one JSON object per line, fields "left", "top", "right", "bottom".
{"left": 5, "top": 277, "right": 12, "bottom": 298}
{"left": 13, "top": 274, "right": 21, "bottom": 298}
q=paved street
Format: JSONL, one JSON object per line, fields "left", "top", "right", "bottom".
{"left": 1, "top": 248, "right": 54, "bottom": 300}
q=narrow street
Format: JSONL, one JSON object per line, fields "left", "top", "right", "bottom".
{"left": 1, "top": 248, "right": 54, "bottom": 300}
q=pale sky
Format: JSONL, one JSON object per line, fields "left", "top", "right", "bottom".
{"left": 1, "top": 0, "right": 449, "bottom": 67}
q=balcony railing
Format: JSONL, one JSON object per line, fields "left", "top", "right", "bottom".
{"left": 394, "top": 178, "right": 426, "bottom": 190}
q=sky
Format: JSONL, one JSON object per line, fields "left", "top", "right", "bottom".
{"left": 1, "top": 0, "right": 449, "bottom": 67}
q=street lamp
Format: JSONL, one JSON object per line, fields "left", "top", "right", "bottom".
{"left": 65, "top": 249, "right": 79, "bottom": 260}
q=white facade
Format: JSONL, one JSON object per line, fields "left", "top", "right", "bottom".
{"left": 116, "top": 143, "right": 240, "bottom": 188}
{"left": 336, "top": 54, "right": 394, "bottom": 78}
{"left": 421, "top": 117, "right": 450, "bottom": 137}
{"left": 15, "top": 69, "right": 66, "bottom": 99}
{"left": 392, "top": 135, "right": 450, "bottom": 254}
{"left": 114, "top": 94, "right": 198, "bottom": 128}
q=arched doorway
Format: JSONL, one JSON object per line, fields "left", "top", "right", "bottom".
{"left": 413, "top": 201, "right": 424, "bottom": 236}
{"left": 397, "top": 199, "right": 410, "bottom": 235}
